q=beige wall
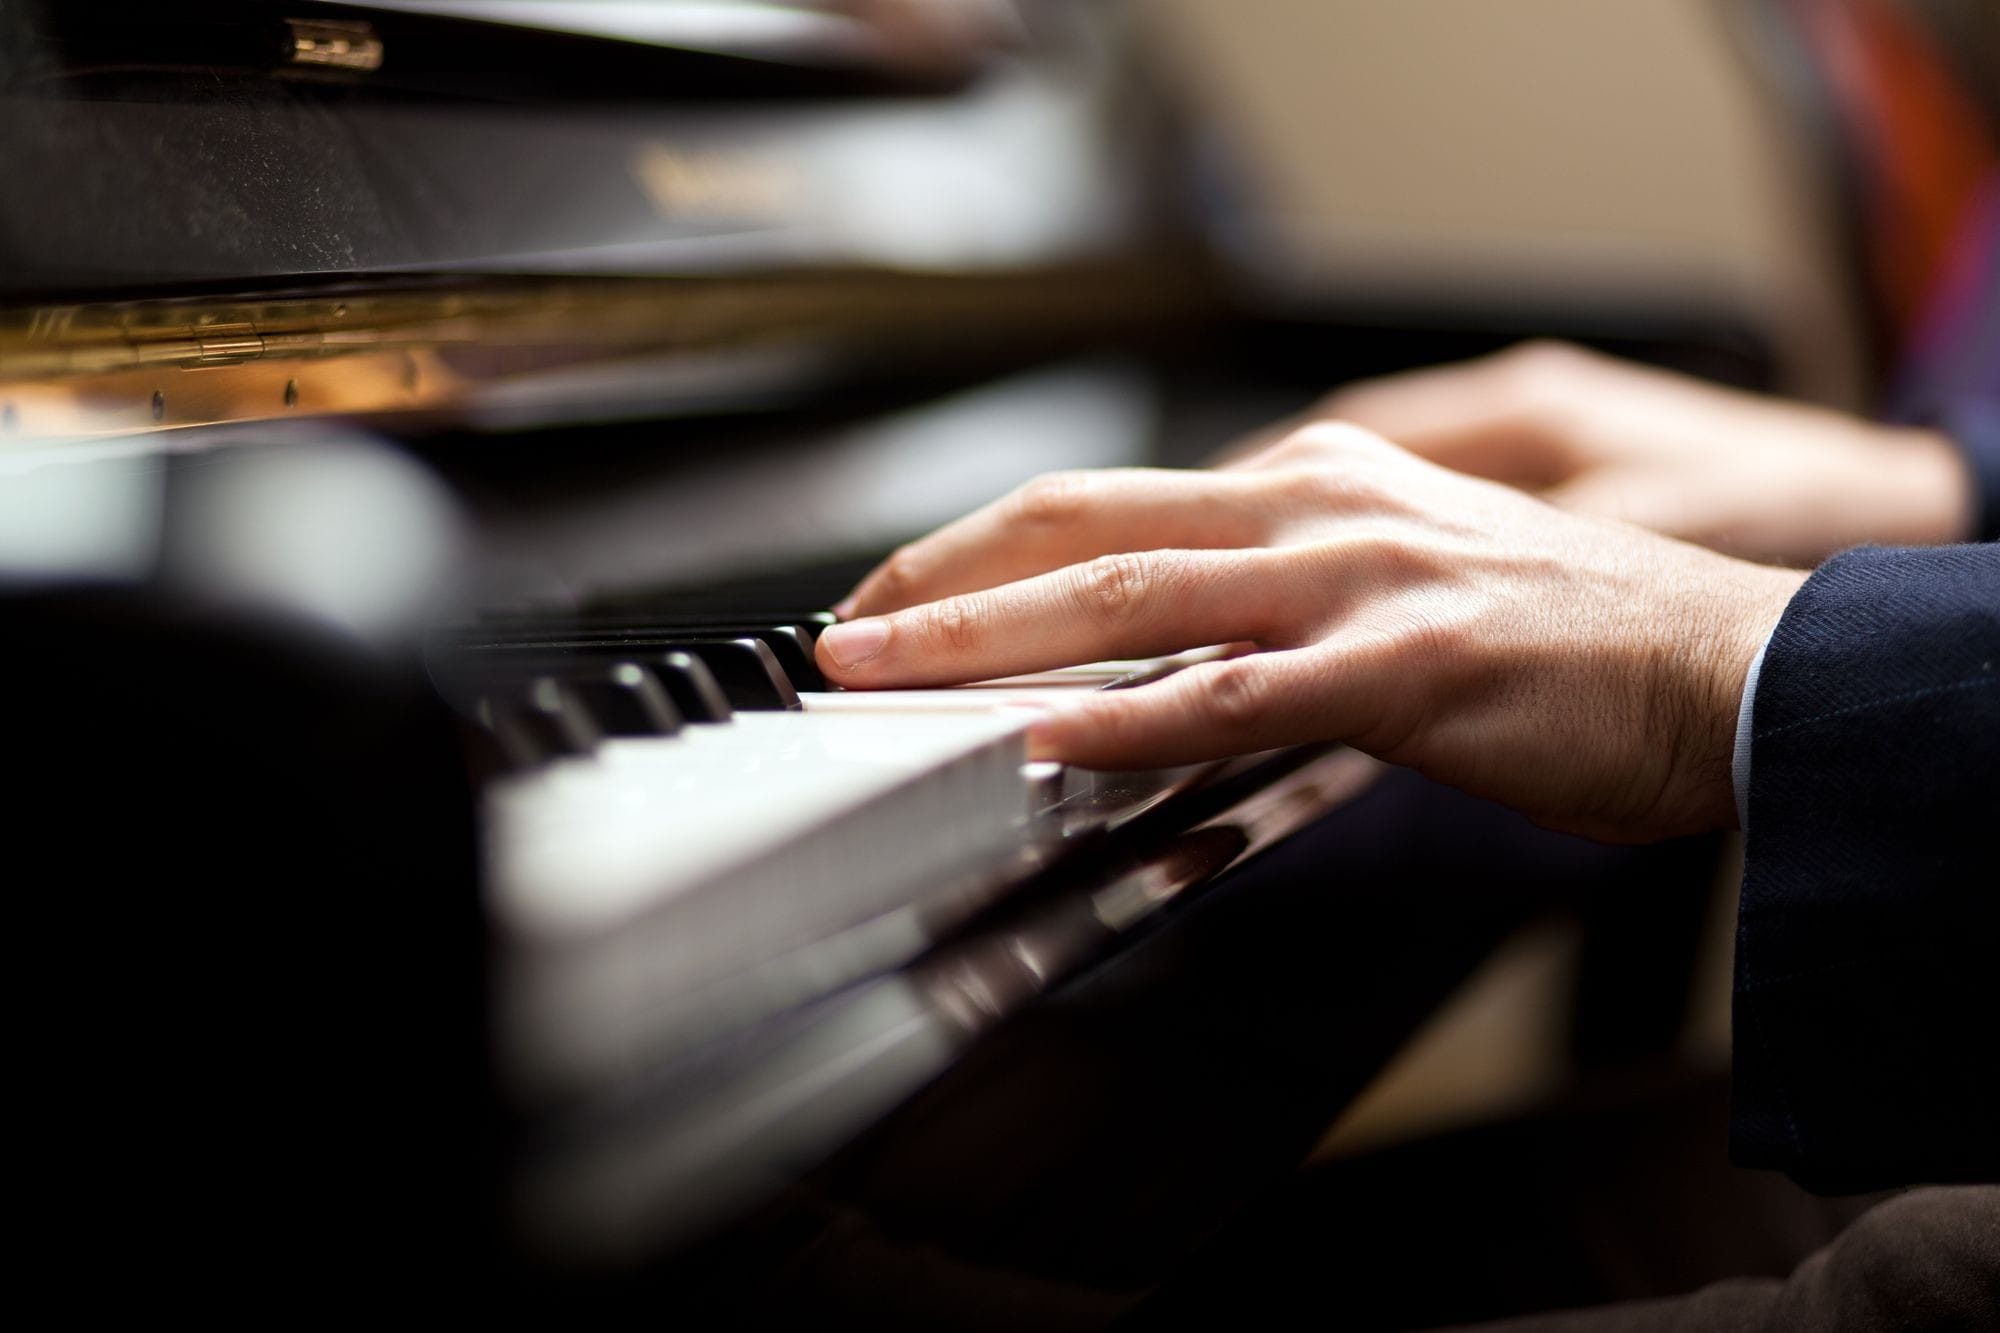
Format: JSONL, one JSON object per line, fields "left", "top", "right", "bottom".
{"left": 1137, "top": 0, "right": 1868, "bottom": 404}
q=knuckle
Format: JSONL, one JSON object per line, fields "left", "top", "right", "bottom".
{"left": 872, "top": 545, "right": 926, "bottom": 603}
{"left": 1192, "top": 660, "right": 1264, "bottom": 733}
{"left": 1360, "top": 529, "right": 1448, "bottom": 579}
{"left": 919, "top": 596, "right": 981, "bottom": 653}
{"left": 1011, "top": 471, "right": 1093, "bottom": 526}
{"left": 1252, "top": 421, "right": 1384, "bottom": 475}
{"left": 1505, "top": 338, "right": 1586, "bottom": 374}
{"left": 1293, "top": 420, "right": 1379, "bottom": 455}
{"left": 1294, "top": 527, "right": 1445, "bottom": 593}
{"left": 1270, "top": 456, "right": 1398, "bottom": 518}
{"left": 1074, "top": 551, "right": 1154, "bottom": 623}
{"left": 1255, "top": 427, "right": 1330, "bottom": 466}
{"left": 1361, "top": 525, "right": 1430, "bottom": 568}
{"left": 1387, "top": 604, "right": 1472, "bottom": 663}
{"left": 1297, "top": 461, "right": 1373, "bottom": 508}
{"left": 1498, "top": 340, "right": 1589, "bottom": 405}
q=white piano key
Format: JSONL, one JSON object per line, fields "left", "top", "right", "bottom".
{"left": 488, "top": 709, "right": 1035, "bottom": 942}
{"left": 487, "top": 705, "right": 1047, "bottom": 1097}
{"left": 798, "top": 686, "right": 1089, "bottom": 713}
{"left": 484, "top": 659, "right": 1205, "bottom": 1097}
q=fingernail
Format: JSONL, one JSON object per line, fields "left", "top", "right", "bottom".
{"left": 820, "top": 618, "right": 891, "bottom": 669}
{"left": 831, "top": 596, "right": 857, "bottom": 620}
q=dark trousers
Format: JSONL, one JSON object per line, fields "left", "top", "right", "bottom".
{"left": 1460, "top": 1186, "right": 2000, "bottom": 1331}
{"left": 1131, "top": 1072, "right": 1999, "bottom": 1331}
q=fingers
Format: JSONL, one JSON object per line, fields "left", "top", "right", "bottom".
{"left": 839, "top": 469, "right": 1279, "bottom": 620}
{"left": 1330, "top": 340, "right": 1592, "bottom": 436}
{"left": 1242, "top": 342, "right": 1602, "bottom": 488}
{"left": 1226, "top": 420, "right": 1412, "bottom": 474}
{"left": 1206, "top": 409, "right": 1321, "bottom": 468}
{"left": 1356, "top": 406, "right": 1579, "bottom": 488}
{"left": 818, "top": 548, "right": 1291, "bottom": 688}
{"left": 1544, "top": 470, "right": 1703, "bottom": 546}
{"left": 1025, "top": 649, "right": 1352, "bottom": 770}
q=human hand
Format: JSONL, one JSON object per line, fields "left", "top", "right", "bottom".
{"left": 1241, "top": 342, "right": 1973, "bottom": 568}
{"left": 820, "top": 425, "right": 1807, "bottom": 842}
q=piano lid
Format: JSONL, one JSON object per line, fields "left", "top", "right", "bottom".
{"left": 11, "top": 1, "right": 1021, "bottom": 95}
{"left": 0, "top": 0, "right": 1214, "bottom": 440}
{"left": 1, "top": 1, "right": 1149, "bottom": 292}
{"left": 337, "top": 0, "right": 1027, "bottom": 80}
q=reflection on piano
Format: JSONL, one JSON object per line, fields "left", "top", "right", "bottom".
{"left": 1, "top": 2, "right": 1764, "bottom": 1322}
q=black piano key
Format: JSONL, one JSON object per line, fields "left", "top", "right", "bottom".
{"left": 707, "top": 624, "right": 822, "bottom": 691}
{"left": 785, "top": 612, "right": 838, "bottom": 641}
{"left": 566, "top": 662, "right": 684, "bottom": 737}
{"left": 670, "top": 638, "right": 801, "bottom": 711}
{"left": 449, "top": 632, "right": 812, "bottom": 704}
{"left": 443, "top": 637, "right": 738, "bottom": 722}
{"left": 509, "top": 610, "right": 836, "bottom": 640}
{"left": 483, "top": 677, "right": 601, "bottom": 768}
{"left": 573, "top": 624, "right": 823, "bottom": 691}
{"left": 647, "top": 650, "right": 735, "bottom": 724}
{"left": 458, "top": 618, "right": 830, "bottom": 690}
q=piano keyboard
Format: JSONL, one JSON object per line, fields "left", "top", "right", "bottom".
{"left": 437, "top": 607, "right": 1210, "bottom": 1102}
{"left": 485, "top": 631, "right": 1378, "bottom": 1260}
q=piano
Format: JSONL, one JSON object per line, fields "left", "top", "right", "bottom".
{"left": 1, "top": 3, "right": 1760, "bottom": 1322}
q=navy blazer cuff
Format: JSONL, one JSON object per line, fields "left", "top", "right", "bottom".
{"left": 1733, "top": 544, "right": 2000, "bottom": 1193}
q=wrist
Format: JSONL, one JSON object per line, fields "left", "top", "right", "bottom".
{"left": 1665, "top": 559, "right": 1807, "bottom": 835}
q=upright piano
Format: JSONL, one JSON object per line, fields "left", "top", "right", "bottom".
{"left": 0, "top": 3, "right": 1762, "bottom": 1322}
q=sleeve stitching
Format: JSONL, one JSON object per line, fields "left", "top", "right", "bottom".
{"left": 1755, "top": 673, "right": 1999, "bottom": 743}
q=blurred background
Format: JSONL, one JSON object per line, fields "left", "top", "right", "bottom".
{"left": 1140, "top": 0, "right": 1993, "bottom": 411}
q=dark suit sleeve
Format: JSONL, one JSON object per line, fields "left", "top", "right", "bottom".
{"left": 1731, "top": 542, "right": 2000, "bottom": 1194}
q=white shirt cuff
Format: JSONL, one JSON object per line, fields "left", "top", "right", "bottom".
{"left": 1732, "top": 628, "right": 1777, "bottom": 830}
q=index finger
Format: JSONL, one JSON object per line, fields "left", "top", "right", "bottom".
{"left": 819, "top": 547, "right": 1287, "bottom": 689}
{"left": 838, "top": 468, "right": 1274, "bottom": 620}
